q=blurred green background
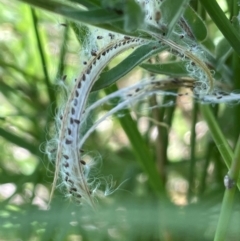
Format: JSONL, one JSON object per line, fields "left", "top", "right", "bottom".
{"left": 0, "top": 0, "right": 240, "bottom": 240}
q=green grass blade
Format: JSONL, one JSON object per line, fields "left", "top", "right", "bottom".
{"left": 30, "top": 8, "right": 55, "bottom": 103}
{"left": 214, "top": 135, "right": 240, "bottom": 241}
{"left": 160, "top": 0, "right": 190, "bottom": 36}
{"left": 0, "top": 128, "right": 38, "bottom": 155}
{"left": 140, "top": 61, "right": 189, "bottom": 77}
{"left": 123, "top": 0, "right": 144, "bottom": 32}
{"left": 55, "top": 22, "right": 69, "bottom": 79}
{"left": 105, "top": 85, "right": 164, "bottom": 194}
{"left": 183, "top": 6, "right": 207, "bottom": 41}
{"left": 67, "top": 0, "right": 101, "bottom": 8}
{"left": 188, "top": 102, "right": 198, "bottom": 200}
{"left": 200, "top": 104, "right": 240, "bottom": 190}
{"left": 17, "top": 0, "right": 123, "bottom": 24}
{"left": 200, "top": 105, "right": 233, "bottom": 168}
{"left": 200, "top": 0, "right": 240, "bottom": 56}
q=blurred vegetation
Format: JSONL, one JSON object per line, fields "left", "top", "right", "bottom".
{"left": 0, "top": 0, "right": 240, "bottom": 240}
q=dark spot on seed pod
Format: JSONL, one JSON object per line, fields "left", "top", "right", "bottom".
{"left": 91, "top": 50, "right": 97, "bottom": 56}
{"left": 63, "top": 155, "right": 69, "bottom": 159}
{"left": 109, "top": 33, "right": 115, "bottom": 39}
{"left": 155, "top": 11, "right": 161, "bottom": 23}
{"left": 62, "top": 74, "right": 67, "bottom": 81}
{"left": 49, "top": 148, "right": 57, "bottom": 153}
{"left": 80, "top": 160, "right": 86, "bottom": 165}
{"left": 102, "top": 51, "right": 106, "bottom": 56}
{"left": 93, "top": 60, "right": 96, "bottom": 65}
{"left": 60, "top": 115, "right": 63, "bottom": 120}
{"left": 172, "top": 79, "right": 179, "bottom": 84}
{"left": 78, "top": 81, "right": 81, "bottom": 88}
{"left": 71, "top": 187, "right": 77, "bottom": 192}
{"left": 76, "top": 194, "right": 82, "bottom": 198}
{"left": 86, "top": 67, "right": 91, "bottom": 74}
{"left": 135, "top": 88, "right": 140, "bottom": 92}
{"left": 83, "top": 61, "right": 87, "bottom": 65}
{"left": 70, "top": 118, "right": 73, "bottom": 124}
{"left": 71, "top": 108, "right": 75, "bottom": 115}
{"left": 65, "top": 139, "right": 72, "bottom": 145}
{"left": 124, "top": 36, "right": 131, "bottom": 40}
{"left": 65, "top": 172, "right": 70, "bottom": 176}
{"left": 74, "top": 119, "right": 80, "bottom": 124}
{"left": 97, "top": 55, "right": 101, "bottom": 60}
{"left": 68, "top": 128, "right": 71, "bottom": 135}
{"left": 82, "top": 74, "right": 86, "bottom": 81}
{"left": 65, "top": 176, "right": 68, "bottom": 182}
{"left": 63, "top": 162, "right": 69, "bottom": 168}
{"left": 75, "top": 91, "right": 79, "bottom": 98}
{"left": 97, "top": 36, "right": 103, "bottom": 39}
{"left": 74, "top": 99, "right": 78, "bottom": 106}
{"left": 68, "top": 179, "right": 73, "bottom": 185}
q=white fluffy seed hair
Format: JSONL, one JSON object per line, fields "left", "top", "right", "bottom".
{"left": 47, "top": 27, "right": 147, "bottom": 207}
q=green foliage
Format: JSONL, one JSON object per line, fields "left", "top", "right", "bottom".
{"left": 0, "top": 0, "right": 240, "bottom": 241}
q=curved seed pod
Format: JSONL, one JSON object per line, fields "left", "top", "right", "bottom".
{"left": 49, "top": 35, "right": 146, "bottom": 208}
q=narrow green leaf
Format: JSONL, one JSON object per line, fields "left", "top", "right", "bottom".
{"left": 123, "top": 0, "right": 144, "bottom": 32}
{"left": 160, "top": 0, "right": 190, "bottom": 36}
{"left": 0, "top": 128, "right": 38, "bottom": 155}
{"left": 60, "top": 8, "right": 123, "bottom": 24}
{"left": 70, "top": 22, "right": 90, "bottom": 46}
{"left": 215, "top": 38, "right": 232, "bottom": 70}
{"left": 92, "top": 43, "right": 167, "bottom": 91}
{"left": 0, "top": 60, "right": 41, "bottom": 83}
{"left": 200, "top": 0, "right": 240, "bottom": 56}
{"left": 200, "top": 105, "right": 233, "bottom": 170}
{"left": 140, "top": 61, "right": 189, "bottom": 77}
{"left": 16, "top": 0, "right": 123, "bottom": 24}
{"left": 183, "top": 6, "right": 207, "bottom": 42}
{"left": 31, "top": 8, "right": 55, "bottom": 104}
{"left": 105, "top": 85, "right": 164, "bottom": 194}
{"left": 67, "top": 0, "right": 101, "bottom": 8}
{"left": 232, "top": 15, "right": 240, "bottom": 34}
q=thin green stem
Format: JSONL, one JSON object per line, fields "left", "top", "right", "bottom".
{"left": 188, "top": 102, "right": 198, "bottom": 200}
{"left": 199, "top": 0, "right": 240, "bottom": 56}
{"left": 231, "top": 1, "right": 240, "bottom": 144}
{"left": 200, "top": 104, "right": 240, "bottom": 190}
{"left": 199, "top": 141, "right": 214, "bottom": 195}
{"left": 213, "top": 135, "right": 240, "bottom": 241}
{"left": 200, "top": 105, "right": 233, "bottom": 168}
{"left": 55, "top": 22, "right": 69, "bottom": 80}
{"left": 30, "top": 8, "right": 55, "bottom": 104}
{"left": 214, "top": 188, "right": 236, "bottom": 241}
{"left": 105, "top": 85, "right": 165, "bottom": 195}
